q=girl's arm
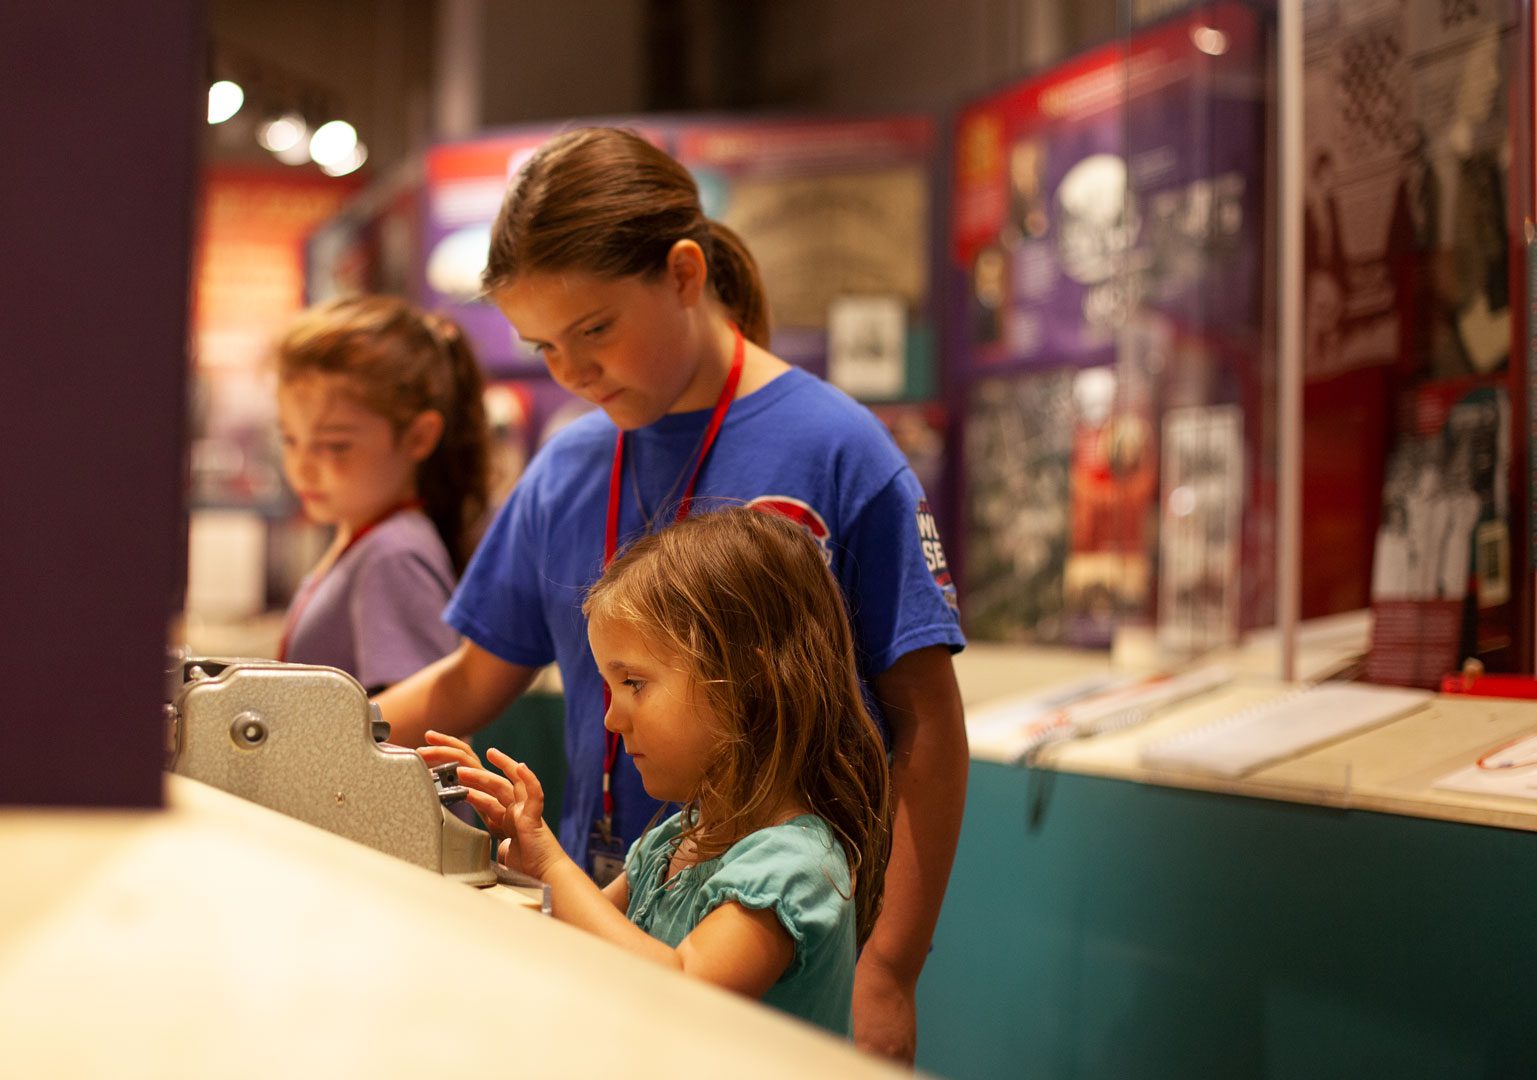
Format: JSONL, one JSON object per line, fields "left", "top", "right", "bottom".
{"left": 460, "top": 751, "right": 794, "bottom": 997}
{"left": 372, "top": 639, "right": 538, "bottom": 750}
{"left": 539, "top": 859, "right": 794, "bottom": 996}
{"left": 857, "top": 644, "right": 968, "bottom": 1063}
{"left": 675, "top": 902, "right": 795, "bottom": 997}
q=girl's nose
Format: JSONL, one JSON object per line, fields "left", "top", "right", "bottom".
{"left": 548, "top": 348, "right": 599, "bottom": 390}
{"left": 602, "top": 700, "right": 625, "bottom": 734}
{"left": 292, "top": 450, "right": 319, "bottom": 481}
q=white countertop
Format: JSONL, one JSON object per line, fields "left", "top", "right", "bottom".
{"left": 0, "top": 774, "right": 908, "bottom": 1078}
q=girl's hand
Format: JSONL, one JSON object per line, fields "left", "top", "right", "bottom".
{"left": 416, "top": 729, "right": 482, "bottom": 772}
{"left": 457, "top": 747, "right": 566, "bottom": 881}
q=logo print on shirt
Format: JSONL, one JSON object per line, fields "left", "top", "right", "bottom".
{"left": 916, "top": 500, "right": 958, "bottom": 610}
{"left": 746, "top": 496, "right": 833, "bottom": 563}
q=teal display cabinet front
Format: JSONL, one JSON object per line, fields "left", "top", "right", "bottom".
{"left": 915, "top": 761, "right": 1536, "bottom": 1080}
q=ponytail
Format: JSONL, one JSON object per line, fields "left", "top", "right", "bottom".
{"left": 420, "top": 316, "right": 491, "bottom": 572}
{"left": 705, "top": 220, "right": 770, "bottom": 348}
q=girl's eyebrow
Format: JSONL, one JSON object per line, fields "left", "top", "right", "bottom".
{"left": 525, "top": 306, "right": 611, "bottom": 346}
{"left": 561, "top": 306, "right": 610, "bottom": 335}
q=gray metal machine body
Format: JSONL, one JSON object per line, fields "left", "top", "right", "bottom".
{"left": 167, "top": 659, "right": 495, "bottom": 886}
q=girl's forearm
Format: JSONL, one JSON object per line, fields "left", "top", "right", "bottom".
{"left": 865, "top": 646, "right": 968, "bottom": 983}
{"left": 543, "top": 859, "right": 683, "bottom": 971}
{"left": 374, "top": 641, "right": 535, "bottom": 748}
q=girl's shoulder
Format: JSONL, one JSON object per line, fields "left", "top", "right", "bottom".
{"left": 700, "top": 816, "right": 853, "bottom": 944}
{"left": 511, "top": 408, "right": 618, "bottom": 498}
{"left": 745, "top": 813, "right": 840, "bottom": 848}
{"left": 736, "top": 370, "right": 902, "bottom": 463}
{"left": 350, "top": 509, "right": 452, "bottom": 571}
{"left": 748, "top": 368, "right": 881, "bottom": 424}
{"left": 341, "top": 510, "right": 448, "bottom": 586}
{"left": 720, "top": 815, "right": 849, "bottom": 883}
{"left": 633, "top": 813, "right": 845, "bottom": 883}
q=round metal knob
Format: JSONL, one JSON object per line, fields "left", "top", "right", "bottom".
{"left": 231, "top": 712, "right": 268, "bottom": 748}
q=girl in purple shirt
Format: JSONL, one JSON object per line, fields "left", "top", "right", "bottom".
{"left": 274, "top": 295, "right": 492, "bottom": 693}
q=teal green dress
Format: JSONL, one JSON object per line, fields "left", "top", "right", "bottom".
{"left": 624, "top": 811, "right": 857, "bottom": 1036}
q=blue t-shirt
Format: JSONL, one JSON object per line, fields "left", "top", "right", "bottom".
{"left": 446, "top": 367, "right": 964, "bottom": 864}
{"left": 625, "top": 812, "right": 856, "bottom": 1036}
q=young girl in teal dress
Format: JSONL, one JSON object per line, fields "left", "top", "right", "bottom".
{"left": 447, "top": 506, "right": 891, "bottom": 1036}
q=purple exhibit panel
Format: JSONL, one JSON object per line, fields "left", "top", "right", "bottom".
{"left": 953, "top": 4, "right": 1264, "bottom": 374}
{"left": 951, "top": 4, "right": 1269, "bottom": 642}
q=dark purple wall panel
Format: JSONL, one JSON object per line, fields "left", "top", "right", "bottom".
{"left": 0, "top": 5, "right": 201, "bottom": 806}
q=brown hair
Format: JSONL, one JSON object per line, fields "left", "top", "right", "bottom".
{"left": 583, "top": 507, "right": 891, "bottom": 945}
{"left": 482, "top": 127, "right": 770, "bottom": 347}
{"left": 276, "top": 295, "right": 491, "bottom": 572}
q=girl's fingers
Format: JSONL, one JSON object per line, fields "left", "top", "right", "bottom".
{"left": 424, "top": 730, "right": 475, "bottom": 754}
{"left": 457, "top": 765, "right": 517, "bottom": 804}
{"left": 417, "top": 745, "right": 475, "bottom": 768}
{"left": 485, "top": 746, "right": 522, "bottom": 777}
{"left": 482, "top": 750, "right": 550, "bottom": 831}
{"left": 462, "top": 788, "right": 504, "bottom": 817}
{"left": 512, "top": 761, "right": 543, "bottom": 801}
{"left": 512, "top": 763, "right": 546, "bottom": 820}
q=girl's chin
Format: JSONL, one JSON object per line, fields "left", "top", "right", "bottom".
{"left": 607, "top": 409, "right": 655, "bottom": 432}
{"left": 603, "top": 400, "right": 668, "bottom": 431}
{"left": 638, "top": 779, "right": 687, "bottom": 803}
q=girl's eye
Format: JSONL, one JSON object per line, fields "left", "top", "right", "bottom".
{"left": 320, "top": 442, "right": 351, "bottom": 456}
{"left": 622, "top": 677, "right": 645, "bottom": 693}
{"left": 583, "top": 320, "right": 612, "bottom": 339}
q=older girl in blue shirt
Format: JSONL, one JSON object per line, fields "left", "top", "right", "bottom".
{"left": 377, "top": 127, "right": 966, "bottom": 1061}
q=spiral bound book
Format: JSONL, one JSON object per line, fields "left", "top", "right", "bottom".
{"left": 1139, "top": 683, "right": 1433, "bottom": 778}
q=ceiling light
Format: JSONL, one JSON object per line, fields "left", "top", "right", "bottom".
{"left": 308, "top": 120, "right": 358, "bottom": 169}
{"left": 207, "top": 80, "right": 244, "bottom": 124}
{"left": 258, "top": 112, "right": 308, "bottom": 154}
{"left": 274, "top": 141, "right": 312, "bottom": 166}
{"left": 320, "top": 142, "right": 368, "bottom": 177}
{"left": 1191, "top": 26, "right": 1228, "bottom": 56}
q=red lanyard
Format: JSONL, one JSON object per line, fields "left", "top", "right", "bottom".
{"left": 276, "top": 500, "right": 423, "bottom": 662}
{"left": 598, "top": 326, "right": 744, "bottom": 824}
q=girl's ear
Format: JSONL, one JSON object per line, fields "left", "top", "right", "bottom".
{"left": 665, "top": 239, "right": 709, "bottom": 308}
{"left": 402, "top": 409, "right": 445, "bottom": 463}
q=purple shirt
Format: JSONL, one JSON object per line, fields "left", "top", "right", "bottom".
{"left": 283, "top": 508, "right": 459, "bottom": 691}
